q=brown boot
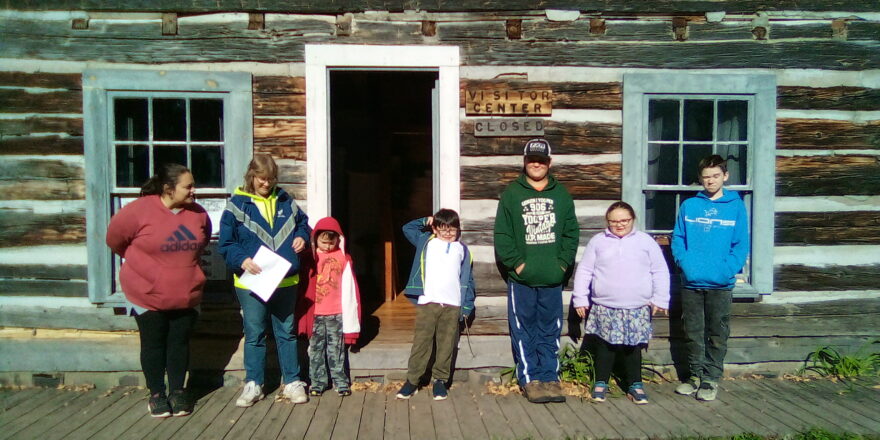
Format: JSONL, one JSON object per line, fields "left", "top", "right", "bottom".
{"left": 522, "top": 380, "right": 551, "bottom": 404}
{"left": 543, "top": 381, "right": 567, "bottom": 403}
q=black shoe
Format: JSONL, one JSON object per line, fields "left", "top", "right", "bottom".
{"left": 432, "top": 380, "right": 448, "bottom": 401}
{"left": 148, "top": 392, "right": 172, "bottom": 418}
{"left": 168, "top": 390, "right": 192, "bottom": 416}
{"left": 396, "top": 381, "right": 417, "bottom": 400}
{"left": 337, "top": 389, "right": 352, "bottom": 397}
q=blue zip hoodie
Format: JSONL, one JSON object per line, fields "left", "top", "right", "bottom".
{"left": 218, "top": 187, "right": 311, "bottom": 280}
{"left": 402, "top": 217, "right": 476, "bottom": 318}
{"left": 671, "top": 189, "right": 750, "bottom": 289}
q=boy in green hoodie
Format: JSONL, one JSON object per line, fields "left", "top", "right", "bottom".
{"left": 493, "top": 138, "right": 580, "bottom": 404}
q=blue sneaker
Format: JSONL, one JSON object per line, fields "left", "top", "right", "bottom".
{"left": 591, "top": 381, "right": 607, "bottom": 402}
{"left": 396, "top": 381, "right": 417, "bottom": 400}
{"left": 627, "top": 382, "right": 649, "bottom": 405}
{"left": 432, "top": 380, "right": 448, "bottom": 401}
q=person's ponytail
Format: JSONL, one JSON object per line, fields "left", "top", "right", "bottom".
{"left": 140, "top": 163, "right": 190, "bottom": 197}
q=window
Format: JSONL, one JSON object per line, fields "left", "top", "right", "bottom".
{"left": 83, "top": 70, "right": 253, "bottom": 305}
{"left": 622, "top": 73, "right": 776, "bottom": 296}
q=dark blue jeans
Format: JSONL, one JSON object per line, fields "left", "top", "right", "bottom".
{"left": 236, "top": 286, "right": 301, "bottom": 385}
{"left": 507, "top": 280, "right": 563, "bottom": 384}
{"left": 680, "top": 288, "right": 732, "bottom": 382}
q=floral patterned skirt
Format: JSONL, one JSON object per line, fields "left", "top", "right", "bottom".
{"left": 584, "top": 303, "right": 652, "bottom": 346}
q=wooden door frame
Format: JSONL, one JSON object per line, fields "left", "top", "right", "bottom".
{"left": 304, "top": 44, "right": 461, "bottom": 225}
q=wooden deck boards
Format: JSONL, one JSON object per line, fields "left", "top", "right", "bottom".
{"left": 1, "top": 378, "right": 879, "bottom": 440}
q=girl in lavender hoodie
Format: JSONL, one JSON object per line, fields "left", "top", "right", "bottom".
{"left": 572, "top": 201, "right": 670, "bottom": 405}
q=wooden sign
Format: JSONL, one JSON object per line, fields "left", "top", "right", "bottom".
{"left": 474, "top": 118, "right": 545, "bottom": 137}
{"left": 466, "top": 88, "right": 552, "bottom": 116}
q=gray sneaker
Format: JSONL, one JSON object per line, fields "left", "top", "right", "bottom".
{"left": 675, "top": 376, "right": 701, "bottom": 396}
{"left": 696, "top": 381, "right": 718, "bottom": 401}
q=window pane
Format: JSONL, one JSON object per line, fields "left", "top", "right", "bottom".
{"left": 191, "top": 99, "right": 224, "bottom": 141}
{"left": 115, "top": 145, "right": 149, "bottom": 188}
{"left": 153, "top": 99, "right": 187, "bottom": 141}
{"left": 644, "top": 191, "right": 678, "bottom": 231}
{"left": 683, "top": 100, "right": 714, "bottom": 141}
{"left": 154, "top": 145, "right": 187, "bottom": 171}
{"left": 647, "top": 143, "right": 679, "bottom": 185}
{"left": 648, "top": 100, "right": 679, "bottom": 141}
{"left": 718, "top": 144, "right": 748, "bottom": 185}
{"left": 113, "top": 99, "right": 148, "bottom": 141}
{"left": 682, "top": 144, "right": 713, "bottom": 185}
{"left": 191, "top": 146, "right": 223, "bottom": 188}
{"left": 718, "top": 100, "right": 748, "bottom": 141}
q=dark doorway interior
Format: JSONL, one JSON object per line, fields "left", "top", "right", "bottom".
{"left": 329, "top": 70, "right": 436, "bottom": 318}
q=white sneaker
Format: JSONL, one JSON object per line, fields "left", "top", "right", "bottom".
{"left": 283, "top": 381, "right": 309, "bottom": 404}
{"left": 236, "top": 381, "right": 264, "bottom": 407}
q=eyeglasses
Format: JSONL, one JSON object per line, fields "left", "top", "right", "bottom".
{"left": 607, "top": 218, "right": 633, "bottom": 226}
{"left": 435, "top": 227, "right": 458, "bottom": 235}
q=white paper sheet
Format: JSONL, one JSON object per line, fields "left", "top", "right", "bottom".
{"left": 238, "top": 246, "right": 292, "bottom": 301}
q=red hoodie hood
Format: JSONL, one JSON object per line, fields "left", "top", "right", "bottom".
{"left": 311, "top": 216, "right": 347, "bottom": 255}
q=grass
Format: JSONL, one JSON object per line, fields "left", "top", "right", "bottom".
{"left": 799, "top": 340, "right": 880, "bottom": 379}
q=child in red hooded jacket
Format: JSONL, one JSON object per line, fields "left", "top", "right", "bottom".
{"left": 297, "top": 217, "right": 361, "bottom": 396}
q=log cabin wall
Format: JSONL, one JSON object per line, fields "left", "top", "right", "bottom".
{"left": 0, "top": 3, "right": 878, "bottom": 312}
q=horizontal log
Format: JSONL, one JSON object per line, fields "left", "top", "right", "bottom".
{"left": 0, "top": 72, "right": 81, "bottom": 89}
{"left": 776, "top": 155, "right": 880, "bottom": 196}
{"left": 0, "top": 136, "right": 83, "bottom": 155}
{"left": 848, "top": 21, "right": 880, "bottom": 41}
{"left": 436, "top": 20, "right": 507, "bottom": 41}
{"left": 461, "top": 120, "right": 620, "bottom": 155}
{"left": 0, "top": 279, "right": 88, "bottom": 297}
{"left": 277, "top": 161, "right": 307, "bottom": 184}
{"left": 0, "top": 89, "right": 83, "bottom": 114}
{"left": 775, "top": 264, "right": 880, "bottom": 291}
{"left": 458, "top": 40, "right": 880, "bottom": 70}
{"left": 460, "top": 163, "right": 621, "bottom": 199}
{"left": 0, "top": 180, "right": 85, "bottom": 200}
{"left": 4, "top": 1, "right": 877, "bottom": 13}
{"left": 767, "top": 23, "right": 835, "bottom": 40}
{"left": 4, "top": 18, "right": 879, "bottom": 70}
{"left": 276, "top": 183, "right": 306, "bottom": 200}
{"left": 0, "top": 264, "right": 87, "bottom": 280}
{"left": 775, "top": 211, "right": 880, "bottom": 245}
{"left": 777, "top": 119, "right": 880, "bottom": 150}
{"left": 0, "top": 211, "right": 86, "bottom": 247}
{"left": 253, "top": 93, "right": 306, "bottom": 116}
{"left": 253, "top": 118, "right": 306, "bottom": 160}
{"left": 0, "top": 117, "right": 83, "bottom": 136}
{"left": 0, "top": 157, "right": 83, "bottom": 180}
{"left": 253, "top": 76, "right": 306, "bottom": 94}
{"left": 778, "top": 88, "right": 880, "bottom": 111}
{"left": 461, "top": 79, "right": 621, "bottom": 110}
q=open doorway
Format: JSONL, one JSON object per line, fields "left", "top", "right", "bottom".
{"left": 328, "top": 70, "right": 437, "bottom": 325}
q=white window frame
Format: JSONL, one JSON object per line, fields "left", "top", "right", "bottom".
{"left": 622, "top": 73, "right": 776, "bottom": 295}
{"left": 304, "top": 44, "right": 461, "bottom": 222}
{"left": 83, "top": 70, "right": 252, "bottom": 305}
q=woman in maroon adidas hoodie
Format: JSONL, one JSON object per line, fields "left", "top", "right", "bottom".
{"left": 106, "top": 163, "right": 211, "bottom": 418}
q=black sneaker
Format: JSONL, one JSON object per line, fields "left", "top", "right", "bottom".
{"left": 432, "top": 380, "right": 448, "bottom": 401}
{"left": 337, "top": 389, "right": 352, "bottom": 397}
{"left": 396, "top": 380, "right": 417, "bottom": 400}
{"left": 168, "top": 390, "right": 192, "bottom": 416}
{"left": 148, "top": 392, "right": 172, "bottom": 418}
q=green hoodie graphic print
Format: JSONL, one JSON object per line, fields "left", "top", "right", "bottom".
{"left": 494, "top": 174, "right": 580, "bottom": 287}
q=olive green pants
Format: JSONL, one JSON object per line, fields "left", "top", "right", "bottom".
{"left": 405, "top": 303, "right": 460, "bottom": 385}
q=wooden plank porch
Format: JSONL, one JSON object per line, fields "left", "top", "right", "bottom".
{"left": 2, "top": 378, "right": 879, "bottom": 440}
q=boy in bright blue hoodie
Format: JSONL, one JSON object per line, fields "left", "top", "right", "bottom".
{"left": 671, "top": 154, "right": 749, "bottom": 402}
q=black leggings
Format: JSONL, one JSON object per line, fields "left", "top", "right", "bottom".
{"left": 593, "top": 339, "right": 642, "bottom": 390}
{"left": 134, "top": 309, "right": 198, "bottom": 395}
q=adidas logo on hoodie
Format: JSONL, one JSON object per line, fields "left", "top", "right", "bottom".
{"left": 161, "top": 225, "right": 202, "bottom": 252}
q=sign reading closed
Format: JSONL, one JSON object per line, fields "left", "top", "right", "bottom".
{"left": 466, "top": 88, "right": 552, "bottom": 116}
{"left": 474, "top": 118, "right": 545, "bottom": 137}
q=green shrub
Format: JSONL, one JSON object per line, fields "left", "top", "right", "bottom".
{"left": 799, "top": 340, "right": 880, "bottom": 379}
